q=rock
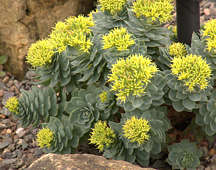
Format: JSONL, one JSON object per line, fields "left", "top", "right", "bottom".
{"left": 0, "top": 139, "right": 12, "bottom": 150}
{"left": 28, "top": 153, "right": 156, "bottom": 170}
{"left": 204, "top": 8, "right": 211, "bottom": 16}
{"left": 0, "top": 89, "right": 4, "bottom": 97}
{"left": 0, "top": 122, "right": 7, "bottom": 130}
{"left": 1, "top": 107, "right": 11, "bottom": 116}
{"left": 2, "top": 76, "right": 9, "bottom": 84}
{"left": 1, "top": 151, "right": 13, "bottom": 159}
{"left": 7, "top": 80, "right": 14, "bottom": 88}
{"left": 24, "top": 134, "right": 33, "bottom": 143}
{"left": 0, "top": 0, "right": 95, "bottom": 80}
{"left": 16, "top": 128, "right": 25, "bottom": 138}
{"left": 0, "top": 158, "right": 17, "bottom": 170}
{"left": 33, "top": 148, "right": 44, "bottom": 158}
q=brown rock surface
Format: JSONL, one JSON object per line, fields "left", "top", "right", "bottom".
{"left": 27, "top": 153, "right": 155, "bottom": 170}
{"left": 0, "top": 0, "right": 94, "bottom": 80}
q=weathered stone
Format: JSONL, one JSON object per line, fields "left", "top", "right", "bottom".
{"left": 0, "top": 0, "right": 94, "bottom": 80}
{"left": 16, "top": 128, "right": 26, "bottom": 138}
{"left": 0, "top": 158, "right": 17, "bottom": 170}
{"left": 28, "top": 153, "right": 156, "bottom": 170}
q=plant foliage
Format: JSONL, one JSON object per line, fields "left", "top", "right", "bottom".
{"left": 5, "top": 0, "right": 216, "bottom": 169}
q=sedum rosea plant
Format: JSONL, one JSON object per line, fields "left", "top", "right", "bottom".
{"left": 5, "top": 0, "right": 216, "bottom": 169}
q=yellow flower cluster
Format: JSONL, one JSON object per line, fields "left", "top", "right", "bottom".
{"left": 89, "top": 121, "right": 116, "bottom": 151}
{"left": 203, "top": 19, "right": 216, "bottom": 53}
{"left": 123, "top": 116, "right": 151, "bottom": 145}
{"left": 108, "top": 54, "right": 158, "bottom": 102}
{"left": 103, "top": 27, "right": 135, "bottom": 51}
{"left": 36, "top": 128, "right": 54, "bottom": 148}
{"left": 169, "top": 43, "right": 187, "bottom": 57}
{"left": 26, "top": 39, "right": 55, "bottom": 67}
{"left": 99, "top": 91, "right": 108, "bottom": 103}
{"left": 132, "top": 0, "right": 174, "bottom": 23}
{"left": 50, "top": 15, "right": 94, "bottom": 53}
{"left": 98, "top": 0, "right": 127, "bottom": 15}
{"left": 171, "top": 54, "right": 212, "bottom": 91}
{"left": 5, "top": 97, "right": 19, "bottom": 114}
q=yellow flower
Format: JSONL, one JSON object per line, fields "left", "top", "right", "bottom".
{"left": 50, "top": 16, "right": 93, "bottom": 53}
{"left": 65, "top": 16, "right": 94, "bottom": 34}
{"left": 132, "top": 0, "right": 174, "bottom": 23}
{"left": 169, "top": 43, "right": 187, "bottom": 57}
{"left": 171, "top": 54, "right": 212, "bottom": 91}
{"left": 89, "top": 121, "right": 116, "bottom": 151}
{"left": 99, "top": 91, "right": 108, "bottom": 103}
{"left": 202, "top": 19, "right": 216, "bottom": 53}
{"left": 88, "top": 9, "right": 99, "bottom": 20}
{"left": 203, "top": 19, "right": 216, "bottom": 54}
{"left": 123, "top": 116, "right": 151, "bottom": 145}
{"left": 203, "top": 19, "right": 216, "bottom": 39}
{"left": 206, "top": 38, "right": 216, "bottom": 54}
{"left": 36, "top": 128, "right": 54, "bottom": 148}
{"left": 103, "top": 27, "right": 135, "bottom": 51}
{"left": 108, "top": 54, "right": 158, "bottom": 102}
{"left": 98, "top": 0, "right": 127, "bottom": 15}
{"left": 5, "top": 97, "right": 19, "bottom": 114}
{"left": 26, "top": 39, "right": 55, "bottom": 67}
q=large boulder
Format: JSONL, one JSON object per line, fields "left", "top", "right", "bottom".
{"left": 27, "top": 153, "right": 156, "bottom": 170}
{"left": 0, "top": 0, "right": 94, "bottom": 80}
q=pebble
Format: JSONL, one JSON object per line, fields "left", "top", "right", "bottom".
{"left": 7, "top": 80, "right": 14, "bottom": 88}
{"left": 24, "top": 134, "right": 33, "bottom": 143}
{"left": 0, "top": 89, "right": 4, "bottom": 97}
{"left": 204, "top": 8, "right": 211, "bottom": 16}
{"left": 0, "top": 140, "right": 12, "bottom": 150}
{"left": 0, "top": 122, "right": 7, "bottom": 130}
{"left": 16, "top": 128, "right": 26, "bottom": 138}
{"left": 2, "top": 76, "right": 9, "bottom": 83}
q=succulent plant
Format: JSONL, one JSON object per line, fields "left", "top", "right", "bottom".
{"left": 6, "top": 87, "right": 61, "bottom": 127}
{"left": 108, "top": 54, "right": 166, "bottom": 112}
{"left": 167, "top": 139, "right": 202, "bottom": 170}
{"left": 8, "top": 0, "right": 215, "bottom": 167}
{"left": 90, "top": 107, "right": 171, "bottom": 166}
{"left": 196, "top": 89, "right": 216, "bottom": 136}
{"left": 167, "top": 54, "right": 213, "bottom": 112}
{"left": 39, "top": 116, "right": 83, "bottom": 153}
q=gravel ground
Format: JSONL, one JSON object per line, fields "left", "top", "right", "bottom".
{"left": 0, "top": 1, "right": 216, "bottom": 170}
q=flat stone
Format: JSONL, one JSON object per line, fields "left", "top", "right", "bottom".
{"left": 0, "top": 139, "right": 12, "bottom": 149}
{"left": 0, "top": 158, "right": 17, "bottom": 169}
{"left": 28, "top": 153, "right": 156, "bottom": 170}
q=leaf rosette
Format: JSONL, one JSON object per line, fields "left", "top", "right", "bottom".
{"left": 196, "top": 89, "right": 216, "bottom": 136}
{"left": 168, "top": 140, "right": 202, "bottom": 170}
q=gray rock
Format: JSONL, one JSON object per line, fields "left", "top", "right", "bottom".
{"left": 0, "top": 139, "right": 12, "bottom": 149}
{"left": 33, "top": 148, "right": 44, "bottom": 158}
{"left": 7, "top": 143, "right": 15, "bottom": 152}
{"left": 1, "top": 151, "right": 13, "bottom": 159}
{"left": 1, "top": 107, "right": 11, "bottom": 116}
{"left": 0, "top": 158, "right": 16, "bottom": 169}
{"left": 24, "top": 134, "right": 33, "bottom": 143}
{"left": 12, "top": 150, "right": 23, "bottom": 159}
{"left": 0, "top": 122, "right": 7, "bottom": 130}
